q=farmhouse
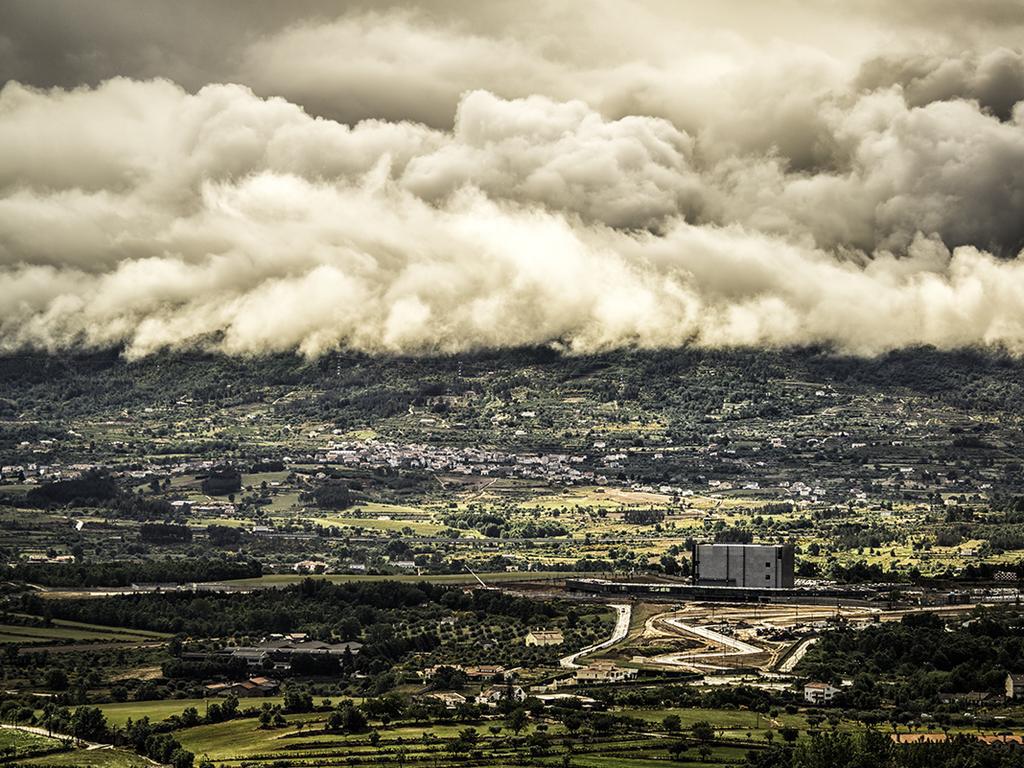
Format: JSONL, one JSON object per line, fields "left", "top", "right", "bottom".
{"left": 1006, "top": 673, "right": 1024, "bottom": 699}
{"left": 427, "top": 691, "right": 467, "bottom": 709}
{"left": 574, "top": 661, "right": 638, "bottom": 684}
{"left": 803, "top": 682, "right": 840, "bottom": 704}
{"left": 478, "top": 685, "right": 526, "bottom": 706}
{"left": 464, "top": 664, "right": 506, "bottom": 681}
{"left": 293, "top": 560, "right": 328, "bottom": 573}
{"left": 525, "top": 629, "right": 564, "bottom": 646}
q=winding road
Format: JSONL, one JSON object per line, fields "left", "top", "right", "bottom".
{"left": 648, "top": 617, "right": 764, "bottom": 669}
{"left": 560, "top": 603, "right": 632, "bottom": 669}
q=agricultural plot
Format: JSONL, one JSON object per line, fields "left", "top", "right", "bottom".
{"left": 0, "top": 727, "right": 65, "bottom": 760}
{"left": 19, "top": 747, "right": 156, "bottom": 767}
{"left": 0, "top": 622, "right": 165, "bottom": 645}
{"left": 99, "top": 696, "right": 288, "bottom": 727}
{"left": 173, "top": 713, "right": 750, "bottom": 767}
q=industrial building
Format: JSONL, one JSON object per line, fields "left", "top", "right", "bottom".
{"left": 693, "top": 543, "right": 794, "bottom": 589}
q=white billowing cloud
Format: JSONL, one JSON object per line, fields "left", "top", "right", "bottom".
{"left": 239, "top": 11, "right": 572, "bottom": 128}
{"left": 2, "top": 68, "right": 1024, "bottom": 359}
{"left": 400, "top": 90, "right": 702, "bottom": 228}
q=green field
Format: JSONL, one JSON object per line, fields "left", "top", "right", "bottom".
{"left": 0, "top": 622, "right": 165, "bottom": 644}
{"left": 311, "top": 514, "right": 445, "bottom": 534}
{"left": 20, "top": 747, "right": 155, "bottom": 767}
{"left": 99, "top": 695, "right": 288, "bottom": 727}
{"left": 173, "top": 711, "right": 751, "bottom": 767}
{"left": 0, "top": 727, "right": 64, "bottom": 759}
{"left": 622, "top": 707, "right": 809, "bottom": 739}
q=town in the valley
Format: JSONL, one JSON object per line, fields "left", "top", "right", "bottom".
{"left": 2, "top": 349, "right": 1024, "bottom": 767}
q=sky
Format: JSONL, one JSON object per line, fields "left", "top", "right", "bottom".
{"left": 1, "top": 0, "right": 1024, "bottom": 358}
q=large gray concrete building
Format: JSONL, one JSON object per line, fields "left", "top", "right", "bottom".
{"left": 693, "top": 543, "right": 795, "bottom": 588}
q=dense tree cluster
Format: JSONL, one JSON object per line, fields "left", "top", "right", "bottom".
{"left": 745, "top": 730, "right": 1024, "bottom": 768}
{"left": 25, "top": 470, "right": 119, "bottom": 507}
{"left": 199, "top": 466, "right": 242, "bottom": 496}
{"left": 305, "top": 480, "right": 353, "bottom": 510}
{"left": 8, "top": 556, "right": 262, "bottom": 587}
{"left": 801, "top": 611, "right": 1024, "bottom": 697}
{"left": 623, "top": 509, "right": 665, "bottom": 525}
{"left": 18, "top": 579, "right": 574, "bottom": 672}
{"left": 140, "top": 522, "right": 193, "bottom": 544}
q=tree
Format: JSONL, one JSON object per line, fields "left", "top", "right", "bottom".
{"left": 663, "top": 714, "right": 682, "bottom": 732}
{"left": 668, "top": 740, "right": 689, "bottom": 761}
{"left": 310, "top": 481, "right": 353, "bottom": 510}
{"left": 780, "top": 725, "right": 799, "bottom": 743}
{"left": 691, "top": 720, "right": 715, "bottom": 744}
{"left": 283, "top": 685, "right": 314, "bottom": 713}
{"left": 330, "top": 702, "right": 367, "bottom": 733}
{"left": 221, "top": 694, "right": 239, "bottom": 720}
{"left": 70, "top": 706, "right": 109, "bottom": 743}
{"left": 201, "top": 466, "right": 242, "bottom": 496}
{"left": 428, "top": 665, "right": 467, "bottom": 690}
{"left": 179, "top": 707, "right": 200, "bottom": 727}
{"left": 528, "top": 731, "right": 551, "bottom": 756}
{"left": 506, "top": 708, "right": 528, "bottom": 735}
{"left": 44, "top": 668, "right": 68, "bottom": 691}
{"left": 207, "top": 524, "right": 243, "bottom": 546}
{"left": 40, "top": 703, "right": 70, "bottom": 736}
{"left": 258, "top": 708, "right": 274, "bottom": 729}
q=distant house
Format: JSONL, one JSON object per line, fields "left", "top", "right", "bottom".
{"left": 227, "top": 647, "right": 271, "bottom": 668}
{"left": 803, "top": 682, "right": 840, "bottom": 705}
{"left": 256, "top": 638, "right": 362, "bottom": 657}
{"left": 938, "top": 691, "right": 995, "bottom": 706}
{"left": 574, "top": 661, "right": 638, "bottom": 684}
{"left": 293, "top": 560, "right": 328, "bottom": 573}
{"left": 525, "top": 630, "right": 564, "bottom": 647}
{"left": 535, "top": 693, "right": 598, "bottom": 707}
{"left": 1006, "top": 673, "right": 1024, "bottom": 699}
{"left": 478, "top": 685, "right": 526, "bottom": 706}
{"left": 464, "top": 665, "right": 506, "bottom": 681}
{"left": 219, "top": 639, "right": 361, "bottom": 670}
{"left": 427, "top": 691, "right": 467, "bottom": 709}
{"left": 420, "top": 664, "right": 461, "bottom": 681}
{"left": 204, "top": 676, "right": 279, "bottom": 698}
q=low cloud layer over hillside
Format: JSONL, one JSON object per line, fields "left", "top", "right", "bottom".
{"left": 2, "top": 1, "right": 1024, "bottom": 357}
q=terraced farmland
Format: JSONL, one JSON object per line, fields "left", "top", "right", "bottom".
{"left": 174, "top": 713, "right": 751, "bottom": 767}
{"left": 0, "top": 616, "right": 169, "bottom": 645}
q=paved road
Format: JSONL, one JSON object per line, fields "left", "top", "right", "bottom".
{"left": 648, "top": 617, "right": 763, "bottom": 669}
{"left": 777, "top": 636, "right": 818, "bottom": 673}
{"left": 560, "top": 603, "right": 632, "bottom": 669}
